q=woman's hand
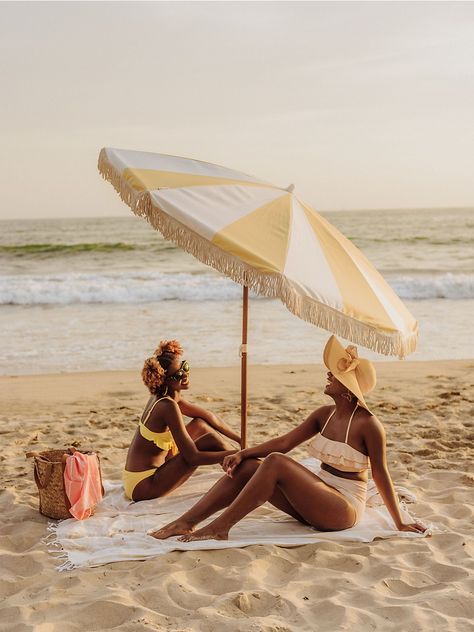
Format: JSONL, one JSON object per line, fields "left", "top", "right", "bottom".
{"left": 397, "top": 520, "right": 428, "bottom": 534}
{"left": 222, "top": 451, "right": 244, "bottom": 477}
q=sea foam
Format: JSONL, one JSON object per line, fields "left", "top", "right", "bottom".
{"left": 0, "top": 271, "right": 473, "bottom": 305}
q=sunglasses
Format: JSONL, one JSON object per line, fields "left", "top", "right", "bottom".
{"left": 168, "top": 360, "right": 190, "bottom": 381}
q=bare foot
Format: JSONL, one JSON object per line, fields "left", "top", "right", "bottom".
{"left": 178, "top": 525, "right": 229, "bottom": 542}
{"left": 148, "top": 519, "right": 194, "bottom": 539}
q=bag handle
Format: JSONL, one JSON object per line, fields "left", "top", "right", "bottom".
{"left": 26, "top": 449, "right": 74, "bottom": 464}
{"left": 26, "top": 451, "right": 59, "bottom": 489}
{"left": 33, "top": 460, "right": 53, "bottom": 489}
{"left": 26, "top": 448, "right": 104, "bottom": 495}
{"left": 26, "top": 452, "right": 57, "bottom": 464}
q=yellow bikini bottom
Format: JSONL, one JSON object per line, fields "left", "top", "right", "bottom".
{"left": 122, "top": 468, "right": 157, "bottom": 500}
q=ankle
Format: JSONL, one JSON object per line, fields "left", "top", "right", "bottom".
{"left": 211, "top": 518, "right": 231, "bottom": 534}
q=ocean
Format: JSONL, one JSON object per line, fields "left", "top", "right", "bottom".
{"left": 1, "top": 208, "right": 473, "bottom": 375}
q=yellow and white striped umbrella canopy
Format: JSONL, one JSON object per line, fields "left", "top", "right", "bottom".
{"left": 98, "top": 147, "right": 417, "bottom": 357}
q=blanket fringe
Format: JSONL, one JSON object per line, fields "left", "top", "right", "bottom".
{"left": 43, "top": 522, "right": 61, "bottom": 548}
{"left": 98, "top": 149, "right": 418, "bottom": 358}
{"left": 57, "top": 560, "right": 76, "bottom": 572}
{"left": 42, "top": 532, "right": 57, "bottom": 543}
{"left": 44, "top": 521, "right": 77, "bottom": 570}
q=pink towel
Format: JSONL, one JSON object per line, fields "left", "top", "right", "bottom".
{"left": 63, "top": 452, "right": 103, "bottom": 520}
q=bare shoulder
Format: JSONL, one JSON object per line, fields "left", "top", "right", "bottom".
{"left": 360, "top": 410, "right": 385, "bottom": 439}
{"left": 147, "top": 396, "right": 180, "bottom": 428}
{"left": 308, "top": 404, "right": 334, "bottom": 431}
{"left": 156, "top": 396, "right": 180, "bottom": 413}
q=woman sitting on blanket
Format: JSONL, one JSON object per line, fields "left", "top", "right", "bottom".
{"left": 123, "top": 339, "right": 240, "bottom": 501}
{"left": 151, "top": 336, "right": 426, "bottom": 540}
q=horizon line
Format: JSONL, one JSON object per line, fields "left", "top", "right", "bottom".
{"left": 1, "top": 205, "right": 473, "bottom": 222}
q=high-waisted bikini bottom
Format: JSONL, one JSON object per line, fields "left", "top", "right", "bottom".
{"left": 316, "top": 468, "right": 367, "bottom": 525}
{"left": 122, "top": 468, "right": 157, "bottom": 500}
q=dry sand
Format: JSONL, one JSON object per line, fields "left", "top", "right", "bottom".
{"left": 1, "top": 360, "right": 473, "bottom": 631}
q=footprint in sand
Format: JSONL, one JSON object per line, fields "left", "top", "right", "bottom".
{"left": 231, "top": 590, "right": 295, "bottom": 618}
{"left": 414, "top": 448, "right": 437, "bottom": 457}
{"left": 376, "top": 401, "right": 399, "bottom": 411}
{"left": 381, "top": 575, "right": 449, "bottom": 597}
{"left": 460, "top": 474, "right": 474, "bottom": 487}
{"left": 438, "top": 391, "right": 461, "bottom": 400}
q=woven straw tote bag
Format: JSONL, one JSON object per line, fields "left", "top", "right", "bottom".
{"left": 26, "top": 448, "right": 103, "bottom": 520}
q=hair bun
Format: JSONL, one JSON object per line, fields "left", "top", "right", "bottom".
{"left": 142, "top": 339, "right": 183, "bottom": 394}
{"left": 154, "top": 339, "right": 184, "bottom": 357}
{"left": 141, "top": 357, "right": 166, "bottom": 395}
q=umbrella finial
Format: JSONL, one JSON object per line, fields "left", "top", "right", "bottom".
{"left": 285, "top": 184, "right": 295, "bottom": 193}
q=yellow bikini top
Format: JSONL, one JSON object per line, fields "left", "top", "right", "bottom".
{"left": 308, "top": 405, "right": 369, "bottom": 473}
{"left": 139, "top": 396, "right": 178, "bottom": 455}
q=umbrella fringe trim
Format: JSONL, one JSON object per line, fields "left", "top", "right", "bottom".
{"left": 98, "top": 149, "right": 418, "bottom": 358}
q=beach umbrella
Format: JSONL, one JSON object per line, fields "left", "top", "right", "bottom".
{"left": 98, "top": 147, "right": 418, "bottom": 446}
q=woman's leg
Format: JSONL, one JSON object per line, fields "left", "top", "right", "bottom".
{"left": 185, "top": 417, "right": 230, "bottom": 444}
{"left": 150, "top": 458, "right": 308, "bottom": 539}
{"left": 132, "top": 425, "right": 230, "bottom": 501}
{"left": 179, "top": 453, "right": 357, "bottom": 541}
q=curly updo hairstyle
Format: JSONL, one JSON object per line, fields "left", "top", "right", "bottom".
{"left": 142, "top": 339, "right": 184, "bottom": 395}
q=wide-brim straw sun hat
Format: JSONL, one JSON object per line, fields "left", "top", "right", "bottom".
{"left": 323, "top": 335, "right": 376, "bottom": 410}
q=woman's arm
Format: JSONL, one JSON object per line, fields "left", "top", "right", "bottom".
{"left": 178, "top": 399, "right": 241, "bottom": 444}
{"left": 365, "top": 416, "right": 426, "bottom": 533}
{"left": 160, "top": 400, "right": 236, "bottom": 466}
{"left": 222, "top": 407, "right": 328, "bottom": 475}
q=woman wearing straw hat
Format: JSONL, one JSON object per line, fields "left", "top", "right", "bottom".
{"left": 123, "top": 339, "right": 240, "bottom": 501}
{"left": 150, "top": 335, "right": 426, "bottom": 540}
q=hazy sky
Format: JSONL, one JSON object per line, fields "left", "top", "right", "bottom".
{"left": 1, "top": 1, "right": 473, "bottom": 219}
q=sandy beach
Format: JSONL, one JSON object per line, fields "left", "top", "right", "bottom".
{"left": 0, "top": 360, "right": 473, "bottom": 631}
{"left": 2, "top": 0, "right": 474, "bottom": 629}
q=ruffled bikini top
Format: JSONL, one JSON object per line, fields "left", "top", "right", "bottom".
{"left": 139, "top": 396, "right": 178, "bottom": 456}
{"left": 308, "top": 405, "right": 369, "bottom": 473}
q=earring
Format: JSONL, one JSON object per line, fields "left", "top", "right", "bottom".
{"left": 161, "top": 384, "right": 168, "bottom": 396}
{"left": 342, "top": 390, "right": 353, "bottom": 402}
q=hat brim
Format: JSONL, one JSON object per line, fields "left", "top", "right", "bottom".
{"left": 323, "top": 336, "right": 374, "bottom": 411}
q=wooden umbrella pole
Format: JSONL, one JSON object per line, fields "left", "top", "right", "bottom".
{"left": 240, "top": 285, "right": 249, "bottom": 449}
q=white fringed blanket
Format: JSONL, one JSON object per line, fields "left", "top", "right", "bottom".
{"left": 46, "top": 459, "right": 430, "bottom": 570}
